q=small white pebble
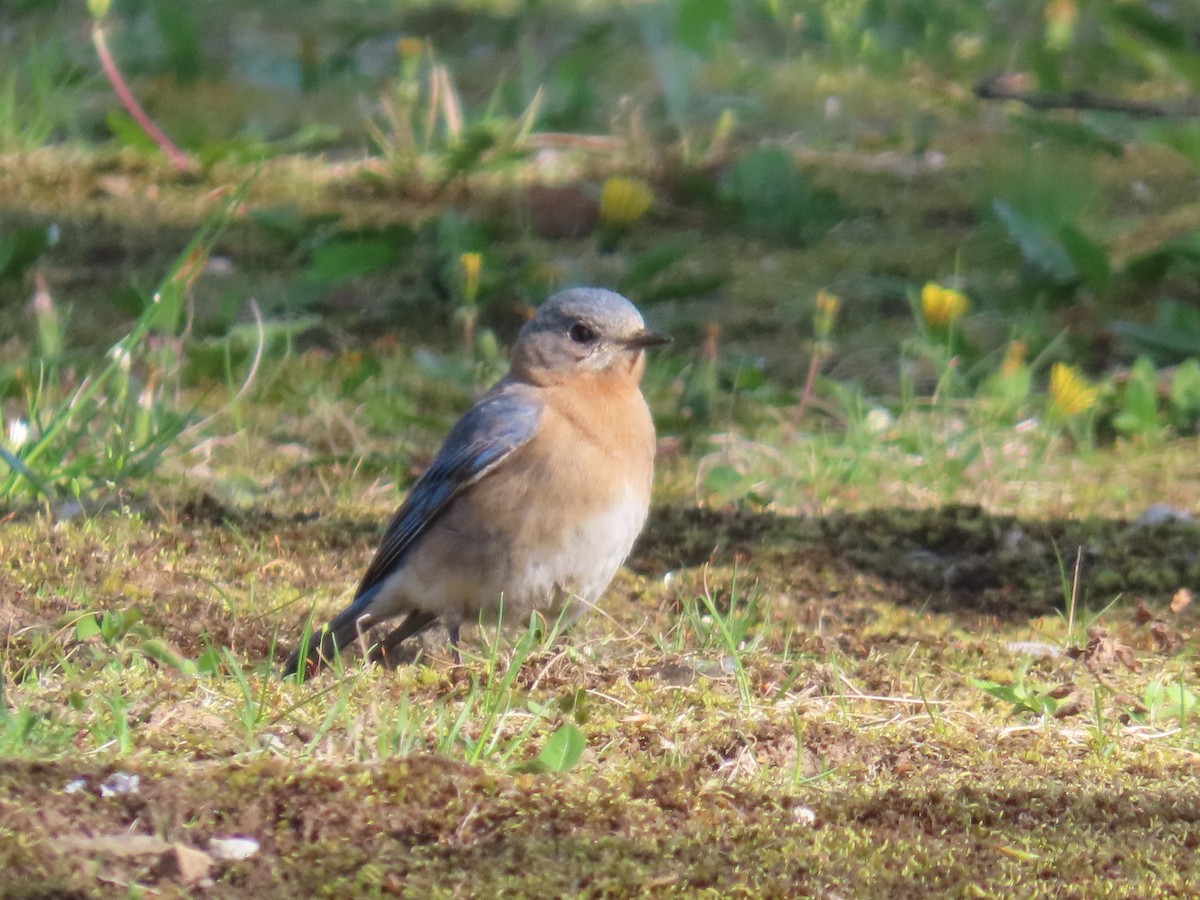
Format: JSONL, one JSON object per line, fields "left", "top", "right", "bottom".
{"left": 208, "top": 836, "right": 260, "bottom": 861}
{"left": 1133, "top": 504, "right": 1194, "bottom": 529}
{"left": 1005, "top": 641, "right": 1062, "bottom": 660}
{"left": 864, "top": 407, "right": 894, "bottom": 435}
{"left": 1001, "top": 528, "right": 1026, "bottom": 551}
{"left": 63, "top": 777, "right": 88, "bottom": 795}
{"left": 794, "top": 806, "right": 817, "bottom": 826}
{"left": 205, "top": 256, "right": 234, "bottom": 276}
{"left": 100, "top": 773, "right": 140, "bottom": 797}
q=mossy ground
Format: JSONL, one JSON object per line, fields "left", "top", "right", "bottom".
{"left": 2, "top": 445, "right": 1199, "bottom": 896}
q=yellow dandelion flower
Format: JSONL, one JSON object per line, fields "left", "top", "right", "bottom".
{"left": 599, "top": 176, "right": 654, "bottom": 229}
{"left": 397, "top": 37, "right": 423, "bottom": 79}
{"left": 921, "top": 282, "right": 970, "bottom": 328}
{"left": 813, "top": 290, "right": 841, "bottom": 340}
{"left": 1044, "top": 0, "right": 1078, "bottom": 52}
{"left": 397, "top": 37, "right": 424, "bottom": 60}
{"left": 1048, "top": 363, "right": 1097, "bottom": 418}
{"left": 1001, "top": 340, "right": 1027, "bottom": 377}
{"left": 459, "top": 252, "right": 482, "bottom": 304}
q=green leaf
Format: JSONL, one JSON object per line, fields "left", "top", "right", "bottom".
{"left": 1143, "top": 678, "right": 1198, "bottom": 723}
{"left": 74, "top": 614, "right": 102, "bottom": 642}
{"left": 969, "top": 677, "right": 1058, "bottom": 716}
{"left": 251, "top": 206, "right": 341, "bottom": 244}
{"left": 1146, "top": 122, "right": 1200, "bottom": 168}
{"left": 732, "top": 366, "right": 766, "bottom": 391}
{"left": 1112, "top": 356, "right": 1161, "bottom": 439}
{"left": 441, "top": 125, "right": 501, "bottom": 181}
{"left": 677, "top": 0, "right": 734, "bottom": 55}
{"left": 0, "top": 446, "right": 52, "bottom": 500}
{"left": 1170, "top": 359, "right": 1200, "bottom": 430}
{"left": 100, "top": 607, "right": 144, "bottom": 644}
{"left": 531, "top": 723, "right": 586, "bottom": 773}
{"left": 704, "top": 463, "right": 745, "bottom": 497}
{"left": 308, "top": 236, "right": 407, "bottom": 283}
{"left": 1108, "top": 4, "right": 1188, "bottom": 53}
{"left": 105, "top": 110, "right": 159, "bottom": 155}
{"left": 134, "top": 638, "right": 197, "bottom": 675}
{"left": 340, "top": 354, "right": 383, "bottom": 395}
{"left": 558, "top": 688, "right": 589, "bottom": 724}
{"left": 196, "top": 648, "right": 223, "bottom": 675}
{"left": 722, "top": 147, "right": 842, "bottom": 245}
{"left": 1113, "top": 299, "right": 1200, "bottom": 362}
{"left": 1057, "top": 223, "right": 1110, "bottom": 291}
{"left": 618, "top": 242, "right": 691, "bottom": 293}
{"left": 1123, "top": 232, "right": 1200, "bottom": 283}
{"left": 1013, "top": 116, "right": 1123, "bottom": 158}
{"left": 992, "top": 201, "right": 1076, "bottom": 285}
{"left": 0, "top": 226, "right": 51, "bottom": 280}
{"left": 152, "top": 1, "right": 203, "bottom": 82}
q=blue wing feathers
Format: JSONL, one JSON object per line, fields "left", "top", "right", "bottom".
{"left": 284, "top": 382, "right": 542, "bottom": 676}
{"left": 353, "top": 382, "right": 542, "bottom": 598}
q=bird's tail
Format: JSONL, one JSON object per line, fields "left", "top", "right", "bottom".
{"left": 282, "top": 588, "right": 380, "bottom": 678}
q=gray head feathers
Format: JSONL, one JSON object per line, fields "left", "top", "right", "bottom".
{"left": 511, "top": 288, "right": 669, "bottom": 379}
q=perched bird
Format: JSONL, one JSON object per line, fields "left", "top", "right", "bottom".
{"left": 284, "top": 287, "right": 669, "bottom": 677}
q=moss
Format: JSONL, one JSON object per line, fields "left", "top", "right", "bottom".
{"left": 2, "top": 751, "right": 1198, "bottom": 896}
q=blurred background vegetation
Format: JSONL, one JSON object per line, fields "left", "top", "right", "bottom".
{"left": 1, "top": 0, "right": 1199, "bottom": 506}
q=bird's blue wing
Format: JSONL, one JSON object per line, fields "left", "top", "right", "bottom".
{"left": 353, "top": 380, "right": 543, "bottom": 601}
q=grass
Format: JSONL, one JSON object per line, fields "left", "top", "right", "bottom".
{"left": 3, "top": 0, "right": 1200, "bottom": 894}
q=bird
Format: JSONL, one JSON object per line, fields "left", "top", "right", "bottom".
{"left": 283, "top": 287, "right": 669, "bottom": 677}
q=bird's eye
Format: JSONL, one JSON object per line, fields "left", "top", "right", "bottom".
{"left": 569, "top": 322, "right": 598, "bottom": 344}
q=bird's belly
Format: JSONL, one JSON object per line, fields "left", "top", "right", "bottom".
{"left": 506, "top": 487, "right": 650, "bottom": 621}
{"left": 390, "top": 486, "right": 649, "bottom": 627}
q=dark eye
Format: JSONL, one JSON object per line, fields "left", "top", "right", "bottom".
{"left": 569, "top": 322, "right": 598, "bottom": 344}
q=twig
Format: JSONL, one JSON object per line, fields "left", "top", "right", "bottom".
{"left": 1067, "top": 545, "right": 1083, "bottom": 639}
{"left": 91, "top": 22, "right": 196, "bottom": 173}
{"left": 975, "top": 75, "right": 1200, "bottom": 119}
{"left": 792, "top": 347, "right": 826, "bottom": 427}
{"left": 180, "top": 298, "right": 266, "bottom": 438}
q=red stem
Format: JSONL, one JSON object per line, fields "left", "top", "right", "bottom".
{"left": 92, "top": 22, "right": 195, "bottom": 173}
{"left": 792, "top": 346, "right": 825, "bottom": 428}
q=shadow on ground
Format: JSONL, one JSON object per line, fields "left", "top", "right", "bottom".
{"left": 633, "top": 503, "right": 1198, "bottom": 619}
{"left": 3, "top": 496, "right": 1197, "bottom": 665}
{"left": 184, "top": 495, "right": 1200, "bottom": 621}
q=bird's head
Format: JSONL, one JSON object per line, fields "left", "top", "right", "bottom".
{"left": 509, "top": 288, "right": 670, "bottom": 384}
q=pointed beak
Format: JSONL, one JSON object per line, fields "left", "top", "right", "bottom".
{"left": 623, "top": 329, "right": 672, "bottom": 350}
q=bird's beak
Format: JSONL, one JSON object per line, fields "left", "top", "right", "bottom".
{"left": 623, "top": 329, "right": 672, "bottom": 350}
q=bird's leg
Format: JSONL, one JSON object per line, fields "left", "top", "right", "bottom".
{"left": 367, "top": 610, "right": 438, "bottom": 667}
{"left": 448, "top": 625, "right": 461, "bottom": 664}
